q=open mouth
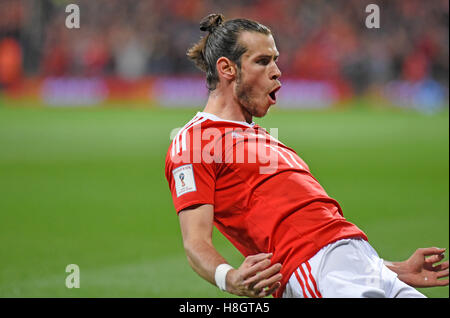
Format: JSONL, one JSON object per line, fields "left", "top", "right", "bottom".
{"left": 268, "top": 85, "right": 281, "bottom": 103}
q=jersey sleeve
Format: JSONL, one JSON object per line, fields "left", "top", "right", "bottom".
{"left": 164, "top": 135, "right": 216, "bottom": 214}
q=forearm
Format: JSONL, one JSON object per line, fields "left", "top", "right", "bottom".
{"left": 184, "top": 239, "right": 229, "bottom": 287}
{"left": 177, "top": 205, "right": 283, "bottom": 297}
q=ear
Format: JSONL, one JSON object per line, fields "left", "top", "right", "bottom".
{"left": 216, "top": 57, "right": 237, "bottom": 81}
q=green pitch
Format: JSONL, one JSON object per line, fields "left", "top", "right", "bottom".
{"left": 0, "top": 103, "right": 448, "bottom": 297}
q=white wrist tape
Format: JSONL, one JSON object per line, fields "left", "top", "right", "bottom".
{"left": 214, "top": 264, "right": 234, "bottom": 291}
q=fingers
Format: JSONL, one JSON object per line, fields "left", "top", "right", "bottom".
{"left": 417, "top": 247, "right": 447, "bottom": 257}
{"left": 426, "top": 260, "right": 449, "bottom": 287}
{"left": 434, "top": 279, "right": 449, "bottom": 286}
{"left": 244, "top": 262, "right": 282, "bottom": 298}
{"left": 427, "top": 274, "right": 449, "bottom": 287}
{"left": 253, "top": 271, "right": 283, "bottom": 292}
{"left": 425, "top": 253, "right": 445, "bottom": 265}
{"left": 241, "top": 253, "right": 275, "bottom": 278}
{"left": 244, "top": 263, "right": 283, "bottom": 288}
{"left": 433, "top": 260, "right": 449, "bottom": 272}
{"left": 244, "top": 253, "right": 273, "bottom": 266}
{"left": 231, "top": 253, "right": 283, "bottom": 298}
{"left": 257, "top": 282, "right": 281, "bottom": 298}
{"left": 421, "top": 248, "right": 449, "bottom": 286}
{"left": 425, "top": 251, "right": 449, "bottom": 273}
{"left": 436, "top": 268, "right": 449, "bottom": 279}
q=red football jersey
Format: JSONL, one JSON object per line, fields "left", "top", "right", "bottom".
{"left": 165, "top": 112, "right": 367, "bottom": 297}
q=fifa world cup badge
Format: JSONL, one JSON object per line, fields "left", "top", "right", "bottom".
{"left": 173, "top": 164, "right": 197, "bottom": 197}
{"left": 179, "top": 173, "right": 185, "bottom": 187}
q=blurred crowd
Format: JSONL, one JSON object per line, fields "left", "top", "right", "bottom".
{"left": 0, "top": 0, "right": 448, "bottom": 94}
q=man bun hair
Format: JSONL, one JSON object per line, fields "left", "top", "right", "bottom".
{"left": 186, "top": 35, "right": 208, "bottom": 73}
{"left": 187, "top": 14, "right": 271, "bottom": 91}
{"left": 186, "top": 14, "right": 224, "bottom": 73}
{"left": 199, "top": 13, "right": 224, "bottom": 33}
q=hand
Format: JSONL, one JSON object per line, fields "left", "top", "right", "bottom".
{"left": 386, "top": 247, "right": 449, "bottom": 288}
{"left": 226, "top": 253, "right": 282, "bottom": 297}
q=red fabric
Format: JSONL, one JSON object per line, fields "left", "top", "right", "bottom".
{"left": 165, "top": 112, "right": 367, "bottom": 298}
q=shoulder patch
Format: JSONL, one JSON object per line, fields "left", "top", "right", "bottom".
{"left": 172, "top": 164, "right": 197, "bottom": 197}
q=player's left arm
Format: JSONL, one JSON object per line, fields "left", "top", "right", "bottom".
{"left": 384, "top": 247, "right": 449, "bottom": 288}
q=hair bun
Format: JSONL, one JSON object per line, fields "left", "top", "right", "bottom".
{"left": 199, "top": 13, "right": 224, "bottom": 33}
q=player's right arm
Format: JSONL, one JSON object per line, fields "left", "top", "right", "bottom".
{"left": 179, "top": 203, "right": 283, "bottom": 297}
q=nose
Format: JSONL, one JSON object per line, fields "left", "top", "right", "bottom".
{"left": 271, "top": 63, "right": 282, "bottom": 80}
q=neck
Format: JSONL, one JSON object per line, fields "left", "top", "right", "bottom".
{"left": 203, "top": 89, "right": 252, "bottom": 124}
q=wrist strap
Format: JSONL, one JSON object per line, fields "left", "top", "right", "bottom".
{"left": 215, "top": 264, "right": 234, "bottom": 291}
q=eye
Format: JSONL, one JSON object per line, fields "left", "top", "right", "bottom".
{"left": 257, "top": 58, "right": 270, "bottom": 65}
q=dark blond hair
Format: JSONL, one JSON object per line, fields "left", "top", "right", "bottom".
{"left": 187, "top": 14, "right": 271, "bottom": 91}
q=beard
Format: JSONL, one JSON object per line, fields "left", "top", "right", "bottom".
{"left": 234, "top": 69, "right": 268, "bottom": 119}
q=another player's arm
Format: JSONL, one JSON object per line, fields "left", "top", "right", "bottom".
{"left": 383, "top": 247, "right": 449, "bottom": 288}
{"left": 178, "top": 203, "right": 282, "bottom": 297}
